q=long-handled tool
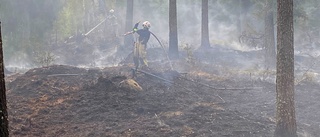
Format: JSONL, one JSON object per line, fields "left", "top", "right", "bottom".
{"left": 84, "top": 18, "right": 107, "bottom": 36}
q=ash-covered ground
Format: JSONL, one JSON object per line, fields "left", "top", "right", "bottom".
{"left": 5, "top": 42, "right": 320, "bottom": 137}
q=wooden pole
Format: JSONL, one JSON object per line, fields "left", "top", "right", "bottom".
{"left": 0, "top": 21, "right": 9, "bottom": 137}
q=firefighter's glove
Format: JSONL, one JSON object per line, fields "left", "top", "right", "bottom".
{"left": 133, "top": 21, "right": 140, "bottom": 31}
{"left": 133, "top": 28, "right": 138, "bottom": 32}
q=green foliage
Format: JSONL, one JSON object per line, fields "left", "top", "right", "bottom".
{"left": 136, "top": 0, "right": 169, "bottom": 19}
{"left": 56, "top": 5, "right": 76, "bottom": 39}
{"left": 55, "top": 0, "right": 85, "bottom": 40}
{"left": 0, "top": 0, "right": 61, "bottom": 63}
{"left": 33, "top": 51, "right": 56, "bottom": 67}
{"left": 295, "top": 71, "right": 317, "bottom": 85}
{"left": 242, "top": 64, "right": 276, "bottom": 81}
{"left": 181, "top": 43, "right": 196, "bottom": 66}
{"left": 29, "top": 40, "right": 55, "bottom": 67}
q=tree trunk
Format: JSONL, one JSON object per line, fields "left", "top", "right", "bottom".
{"left": 0, "top": 22, "right": 9, "bottom": 137}
{"left": 201, "top": 0, "right": 210, "bottom": 48}
{"left": 264, "top": 0, "right": 276, "bottom": 69}
{"left": 169, "top": 0, "right": 179, "bottom": 59}
{"left": 237, "top": 0, "right": 242, "bottom": 37}
{"left": 98, "top": 0, "right": 107, "bottom": 14}
{"left": 124, "top": 0, "right": 134, "bottom": 47}
{"left": 238, "top": 0, "right": 250, "bottom": 36}
{"left": 274, "top": 0, "right": 297, "bottom": 137}
{"left": 83, "top": 0, "right": 88, "bottom": 33}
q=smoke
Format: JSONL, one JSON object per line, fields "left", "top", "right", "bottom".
{"left": 2, "top": 0, "right": 267, "bottom": 72}
{"left": 127, "top": 0, "right": 255, "bottom": 50}
{"left": 2, "top": 0, "right": 305, "bottom": 71}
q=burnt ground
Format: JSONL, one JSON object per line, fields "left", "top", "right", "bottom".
{"left": 5, "top": 44, "right": 320, "bottom": 137}
{"left": 5, "top": 64, "right": 320, "bottom": 137}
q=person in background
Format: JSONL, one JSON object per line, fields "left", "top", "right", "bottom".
{"left": 106, "top": 9, "right": 118, "bottom": 38}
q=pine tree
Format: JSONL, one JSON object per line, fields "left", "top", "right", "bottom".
{"left": 169, "top": 0, "right": 179, "bottom": 59}
{"left": 0, "top": 22, "right": 9, "bottom": 137}
{"left": 201, "top": 0, "right": 210, "bottom": 48}
{"left": 274, "top": 0, "right": 297, "bottom": 136}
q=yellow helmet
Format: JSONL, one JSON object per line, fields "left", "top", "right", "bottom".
{"left": 142, "top": 21, "right": 151, "bottom": 29}
{"left": 109, "top": 9, "right": 114, "bottom": 13}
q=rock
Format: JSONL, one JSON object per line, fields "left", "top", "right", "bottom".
{"left": 118, "top": 79, "right": 143, "bottom": 92}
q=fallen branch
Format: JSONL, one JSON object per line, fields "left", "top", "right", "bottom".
{"left": 47, "top": 74, "right": 80, "bottom": 77}
{"left": 177, "top": 77, "right": 225, "bottom": 103}
{"left": 136, "top": 69, "right": 223, "bottom": 103}
{"left": 136, "top": 69, "right": 173, "bottom": 84}
{"left": 179, "top": 76, "right": 262, "bottom": 91}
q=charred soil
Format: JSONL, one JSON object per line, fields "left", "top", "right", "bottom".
{"left": 6, "top": 63, "right": 320, "bottom": 137}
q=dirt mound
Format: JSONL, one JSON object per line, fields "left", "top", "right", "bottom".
{"left": 5, "top": 65, "right": 319, "bottom": 136}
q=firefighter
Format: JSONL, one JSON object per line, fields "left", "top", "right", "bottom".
{"left": 106, "top": 9, "right": 118, "bottom": 38}
{"left": 124, "top": 21, "right": 151, "bottom": 70}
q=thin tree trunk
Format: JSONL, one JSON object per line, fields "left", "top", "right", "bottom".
{"left": 169, "top": 0, "right": 179, "bottom": 59}
{"left": 83, "top": 0, "right": 88, "bottom": 33}
{"left": 237, "top": 0, "right": 242, "bottom": 37}
{"left": 274, "top": 0, "right": 297, "bottom": 136}
{"left": 0, "top": 22, "right": 9, "bottom": 137}
{"left": 238, "top": 0, "right": 250, "bottom": 35}
{"left": 124, "top": 0, "right": 134, "bottom": 47}
{"left": 201, "top": 0, "right": 210, "bottom": 48}
{"left": 264, "top": 0, "right": 276, "bottom": 68}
